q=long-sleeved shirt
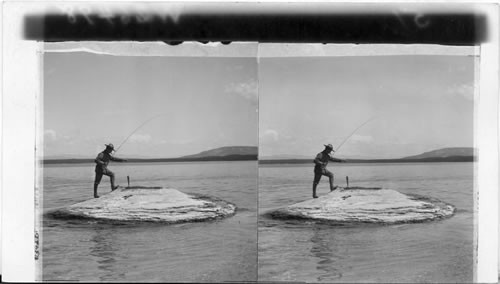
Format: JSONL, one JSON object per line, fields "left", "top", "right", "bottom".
{"left": 313, "top": 151, "right": 343, "bottom": 169}
{"left": 95, "top": 151, "right": 124, "bottom": 169}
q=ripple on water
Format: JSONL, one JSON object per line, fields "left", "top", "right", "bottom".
{"left": 258, "top": 163, "right": 473, "bottom": 283}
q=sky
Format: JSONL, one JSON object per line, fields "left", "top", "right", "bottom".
{"left": 44, "top": 52, "right": 475, "bottom": 159}
{"left": 44, "top": 53, "right": 258, "bottom": 158}
{"left": 259, "top": 55, "right": 476, "bottom": 159}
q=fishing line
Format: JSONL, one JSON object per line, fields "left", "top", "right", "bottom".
{"left": 114, "top": 114, "right": 164, "bottom": 154}
{"left": 333, "top": 116, "right": 377, "bottom": 155}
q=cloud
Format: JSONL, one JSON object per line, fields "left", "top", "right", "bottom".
{"left": 44, "top": 129, "right": 57, "bottom": 142}
{"left": 160, "top": 138, "right": 195, "bottom": 145}
{"left": 129, "top": 133, "right": 152, "bottom": 143}
{"left": 350, "top": 134, "right": 374, "bottom": 143}
{"left": 260, "top": 129, "right": 279, "bottom": 142}
{"left": 446, "top": 83, "right": 475, "bottom": 100}
{"left": 225, "top": 79, "right": 258, "bottom": 101}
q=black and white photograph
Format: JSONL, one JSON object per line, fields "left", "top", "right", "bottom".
{"left": 258, "top": 45, "right": 477, "bottom": 282}
{"left": 1, "top": 2, "right": 499, "bottom": 283}
{"left": 39, "top": 44, "right": 258, "bottom": 282}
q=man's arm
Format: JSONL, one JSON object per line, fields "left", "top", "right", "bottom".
{"left": 329, "top": 156, "right": 347, "bottom": 163}
{"left": 110, "top": 155, "right": 127, "bottom": 162}
{"left": 94, "top": 153, "right": 105, "bottom": 165}
{"left": 313, "top": 153, "right": 325, "bottom": 166}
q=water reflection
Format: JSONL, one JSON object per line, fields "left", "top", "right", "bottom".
{"left": 309, "top": 227, "right": 344, "bottom": 282}
{"left": 89, "top": 226, "right": 124, "bottom": 281}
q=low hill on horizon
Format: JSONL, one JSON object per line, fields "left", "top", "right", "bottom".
{"left": 44, "top": 146, "right": 258, "bottom": 164}
{"left": 260, "top": 147, "right": 475, "bottom": 164}
{"left": 403, "top": 147, "right": 475, "bottom": 159}
{"left": 43, "top": 146, "right": 475, "bottom": 165}
{"left": 261, "top": 147, "right": 475, "bottom": 161}
{"left": 180, "top": 146, "right": 257, "bottom": 159}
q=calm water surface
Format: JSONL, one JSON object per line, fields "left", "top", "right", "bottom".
{"left": 258, "top": 162, "right": 475, "bottom": 283}
{"left": 41, "top": 161, "right": 257, "bottom": 282}
{"left": 41, "top": 161, "right": 474, "bottom": 282}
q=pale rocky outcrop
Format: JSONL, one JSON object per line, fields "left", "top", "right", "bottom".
{"left": 268, "top": 187, "right": 455, "bottom": 224}
{"left": 50, "top": 187, "right": 236, "bottom": 223}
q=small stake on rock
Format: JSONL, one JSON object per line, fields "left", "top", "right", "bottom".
{"left": 127, "top": 176, "right": 130, "bottom": 188}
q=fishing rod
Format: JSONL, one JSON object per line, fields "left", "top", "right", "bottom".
{"left": 114, "top": 114, "right": 164, "bottom": 154}
{"left": 333, "top": 116, "right": 376, "bottom": 155}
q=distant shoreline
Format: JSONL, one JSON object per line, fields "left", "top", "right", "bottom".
{"left": 259, "top": 156, "right": 475, "bottom": 164}
{"left": 42, "top": 155, "right": 475, "bottom": 165}
{"left": 42, "top": 154, "right": 258, "bottom": 165}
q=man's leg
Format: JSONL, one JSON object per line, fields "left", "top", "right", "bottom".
{"left": 312, "top": 183, "right": 318, "bottom": 198}
{"left": 326, "top": 170, "right": 337, "bottom": 191}
{"left": 94, "top": 172, "right": 103, "bottom": 198}
{"left": 106, "top": 170, "right": 119, "bottom": 190}
{"left": 313, "top": 173, "right": 321, "bottom": 198}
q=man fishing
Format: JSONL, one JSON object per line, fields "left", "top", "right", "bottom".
{"left": 312, "top": 144, "right": 346, "bottom": 198}
{"left": 94, "top": 143, "right": 127, "bottom": 198}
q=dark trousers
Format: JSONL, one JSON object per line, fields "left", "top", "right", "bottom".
{"left": 94, "top": 167, "right": 115, "bottom": 188}
{"left": 312, "top": 167, "right": 335, "bottom": 197}
{"left": 313, "top": 168, "right": 334, "bottom": 185}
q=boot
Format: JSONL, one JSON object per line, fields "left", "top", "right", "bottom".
{"left": 110, "top": 175, "right": 119, "bottom": 191}
{"left": 312, "top": 184, "right": 318, "bottom": 198}
{"left": 329, "top": 177, "right": 337, "bottom": 191}
{"left": 94, "top": 184, "right": 99, "bottom": 198}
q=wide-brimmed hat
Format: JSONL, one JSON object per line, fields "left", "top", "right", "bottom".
{"left": 105, "top": 143, "right": 115, "bottom": 151}
{"left": 324, "top": 144, "right": 335, "bottom": 151}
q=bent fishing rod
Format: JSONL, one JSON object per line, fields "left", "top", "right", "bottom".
{"left": 333, "top": 116, "right": 376, "bottom": 155}
{"left": 113, "top": 114, "right": 164, "bottom": 154}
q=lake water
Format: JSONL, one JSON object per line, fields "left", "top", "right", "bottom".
{"left": 258, "top": 162, "right": 475, "bottom": 283}
{"left": 41, "top": 161, "right": 257, "bottom": 282}
{"left": 41, "top": 161, "right": 474, "bottom": 282}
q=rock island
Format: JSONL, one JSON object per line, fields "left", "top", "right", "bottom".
{"left": 49, "top": 186, "right": 236, "bottom": 223}
{"left": 268, "top": 187, "right": 455, "bottom": 225}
